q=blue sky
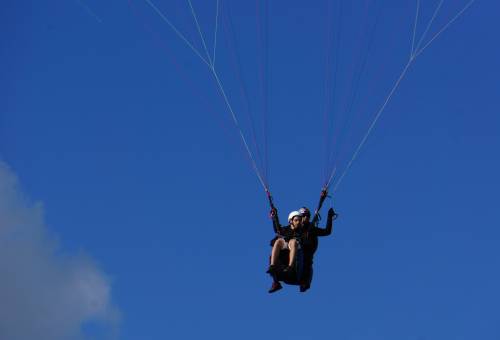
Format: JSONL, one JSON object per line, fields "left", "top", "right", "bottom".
{"left": 1, "top": 1, "right": 499, "bottom": 339}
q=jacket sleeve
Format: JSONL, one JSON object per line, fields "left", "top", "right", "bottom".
{"left": 314, "top": 213, "right": 333, "bottom": 237}
{"left": 272, "top": 212, "right": 282, "bottom": 235}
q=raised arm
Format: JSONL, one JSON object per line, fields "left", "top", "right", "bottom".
{"left": 267, "top": 191, "right": 282, "bottom": 234}
{"left": 270, "top": 207, "right": 282, "bottom": 234}
{"left": 315, "top": 207, "right": 337, "bottom": 236}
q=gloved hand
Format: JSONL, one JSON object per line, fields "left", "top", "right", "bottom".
{"left": 328, "top": 207, "right": 338, "bottom": 220}
{"left": 270, "top": 207, "right": 278, "bottom": 218}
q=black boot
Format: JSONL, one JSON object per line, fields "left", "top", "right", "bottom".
{"left": 266, "top": 265, "right": 277, "bottom": 274}
{"left": 268, "top": 281, "right": 282, "bottom": 293}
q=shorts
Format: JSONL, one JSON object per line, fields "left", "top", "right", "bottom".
{"left": 276, "top": 237, "right": 298, "bottom": 250}
{"left": 279, "top": 240, "right": 289, "bottom": 250}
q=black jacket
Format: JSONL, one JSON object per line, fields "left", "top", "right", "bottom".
{"left": 301, "top": 213, "right": 333, "bottom": 260}
{"left": 270, "top": 213, "right": 304, "bottom": 243}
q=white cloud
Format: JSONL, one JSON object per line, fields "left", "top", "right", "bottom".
{"left": 0, "top": 161, "right": 120, "bottom": 340}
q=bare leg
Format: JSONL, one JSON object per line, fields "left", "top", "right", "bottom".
{"left": 288, "top": 239, "right": 297, "bottom": 267}
{"left": 270, "top": 238, "right": 285, "bottom": 265}
{"left": 268, "top": 238, "right": 284, "bottom": 292}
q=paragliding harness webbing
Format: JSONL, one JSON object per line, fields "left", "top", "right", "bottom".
{"left": 311, "top": 188, "right": 329, "bottom": 227}
{"left": 266, "top": 189, "right": 276, "bottom": 219}
{"left": 266, "top": 189, "right": 281, "bottom": 238}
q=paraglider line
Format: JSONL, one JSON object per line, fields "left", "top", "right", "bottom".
{"left": 414, "top": 0, "right": 476, "bottom": 59}
{"left": 211, "top": 68, "right": 269, "bottom": 191}
{"left": 330, "top": 59, "right": 414, "bottom": 191}
{"left": 411, "top": 0, "right": 420, "bottom": 56}
{"left": 144, "top": 0, "right": 211, "bottom": 67}
{"left": 331, "top": 0, "right": 476, "bottom": 192}
{"left": 325, "top": 167, "right": 337, "bottom": 191}
{"left": 187, "top": 1, "right": 263, "bottom": 190}
{"left": 76, "top": 0, "right": 103, "bottom": 23}
{"left": 256, "top": 0, "right": 270, "bottom": 186}
{"left": 325, "top": 0, "right": 344, "bottom": 184}
{"left": 413, "top": 0, "right": 444, "bottom": 55}
{"left": 145, "top": 0, "right": 268, "bottom": 190}
{"left": 187, "top": 0, "right": 214, "bottom": 66}
{"left": 213, "top": 0, "right": 220, "bottom": 67}
{"left": 322, "top": 0, "right": 334, "bottom": 184}
{"left": 222, "top": 3, "right": 268, "bottom": 187}
{"left": 328, "top": 0, "right": 380, "bottom": 179}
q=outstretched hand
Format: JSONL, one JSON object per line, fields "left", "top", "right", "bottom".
{"left": 328, "top": 207, "right": 338, "bottom": 220}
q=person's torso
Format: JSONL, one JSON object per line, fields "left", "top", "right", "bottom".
{"left": 301, "top": 223, "right": 319, "bottom": 255}
{"left": 280, "top": 226, "right": 304, "bottom": 241}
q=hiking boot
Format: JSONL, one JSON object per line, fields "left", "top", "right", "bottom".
{"left": 268, "top": 282, "right": 282, "bottom": 293}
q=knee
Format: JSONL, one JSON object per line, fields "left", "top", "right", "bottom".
{"left": 289, "top": 239, "right": 297, "bottom": 248}
{"left": 274, "top": 238, "right": 285, "bottom": 248}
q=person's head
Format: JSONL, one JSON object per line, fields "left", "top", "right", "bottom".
{"left": 288, "top": 211, "right": 302, "bottom": 229}
{"left": 299, "top": 207, "right": 311, "bottom": 223}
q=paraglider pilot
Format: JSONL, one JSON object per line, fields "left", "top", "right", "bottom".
{"left": 267, "top": 210, "right": 304, "bottom": 293}
{"left": 297, "top": 206, "right": 336, "bottom": 292}
{"left": 266, "top": 203, "right": 337, "bottom": 293}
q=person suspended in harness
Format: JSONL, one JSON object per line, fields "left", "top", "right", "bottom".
{"left": 266, "top": 210, "right": 305, "bottom": 293}
{"left": 297, "top": 205, "right": 337, "bottom": 292}
{"left": 265, "top": 188, "right": 338, "bottom": 293}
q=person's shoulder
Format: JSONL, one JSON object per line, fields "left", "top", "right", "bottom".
{"left": 308, "top": 224, "right": 322, "bottom": 234}
{"left": 303, "top": 222, "right": 315, "bottom": 230}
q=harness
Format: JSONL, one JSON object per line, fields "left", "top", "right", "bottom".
{"left": 265, "top": 188, "right": 330, "bottom": 284}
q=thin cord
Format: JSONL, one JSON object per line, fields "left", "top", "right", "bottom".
{"left": 213, "top": 0, "right": 219, "bottom": 67}
{"left": 410, "top": 0, "right": 420, "bottom": 56}
{"left": 413, "top": 0, "right": 444, "bottom": 55}
{"left": 187, "top": 0, "right": 214, "bottom": 65}
{"left": 330, "top": 0, "right": 477, "bottom": 192}
{"left": 144, "top": 0, "right": 211, "bottom": 67}
{"left": 414, "top": 0, "right": 476, "bottom": 59}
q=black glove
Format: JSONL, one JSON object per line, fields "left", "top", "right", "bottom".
{"left": 328, "top": 207, "right": 338, "bottom": 220}
{"left": 269, "top": 207, "right": 278, "bottom": 218}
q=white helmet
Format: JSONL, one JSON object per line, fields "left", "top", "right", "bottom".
{"left": 288, "top": 210, "right": 301, "bottom": 222}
